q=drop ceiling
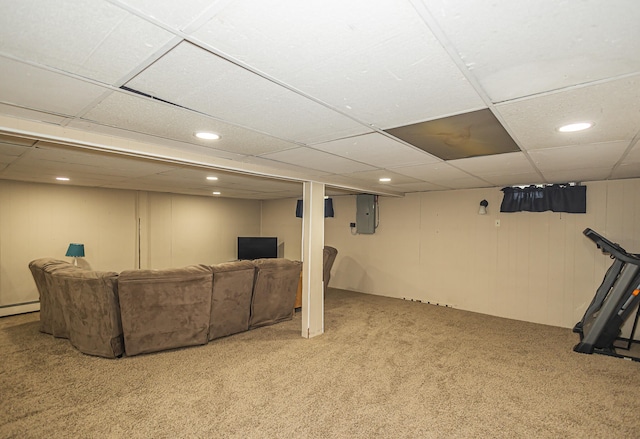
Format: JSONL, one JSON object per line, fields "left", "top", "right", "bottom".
{"left": 0, "top": 0, "right": 639, "bottom": 199}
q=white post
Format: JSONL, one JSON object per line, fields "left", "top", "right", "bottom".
{"left": 301, "top": 181, "right": 325, "bottom": 338}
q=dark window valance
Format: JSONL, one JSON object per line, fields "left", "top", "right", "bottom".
{"left": 500, "top": 184, "right": 586, "bottom": 213}
{"left": 295, "top": 198, "right": 334, "bottom": 218}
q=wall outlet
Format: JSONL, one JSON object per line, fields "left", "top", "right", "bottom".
{"left": 495, "top": 219, "right": 501, "bottom": 227}
{"left": 349, "top": 222, "right": 356, "bottom": 228}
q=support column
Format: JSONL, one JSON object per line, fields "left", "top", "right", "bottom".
{"left": 301, "top": 181, "right": 325, "bottom": 338}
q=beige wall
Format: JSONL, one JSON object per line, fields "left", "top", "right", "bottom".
{"left": 140, "top": 192, "right": 261, "bottom": 269}
{"left": 0, "top": 180, "right": 262, "bottom": 313}
{"left": 5, "top": 177, "right": 639, "bottom": 334}
{"left": 262, "top": 179, "right": 640, "bottom": 334}
{"left": 260, "top": 197, "right": 304, "bottom": 261}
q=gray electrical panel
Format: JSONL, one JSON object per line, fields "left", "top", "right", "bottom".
{"left": 356, "top": 194, "right": 376, "bottom": 234}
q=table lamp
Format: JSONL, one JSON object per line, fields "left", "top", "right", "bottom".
{"left": 65, "top": 243, "right": 85, "bottom": 266}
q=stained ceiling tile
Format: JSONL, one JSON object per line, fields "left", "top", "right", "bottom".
{"left": 385, "top": 109, "right": 520, "bottom": 160}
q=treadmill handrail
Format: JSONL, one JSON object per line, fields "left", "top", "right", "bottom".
{"left": 583, "top": 228, "right": 640, "bottom": 265}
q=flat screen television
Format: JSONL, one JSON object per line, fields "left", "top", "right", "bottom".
{"left": 237, "top": 237, "right": 278, "bottom": 260}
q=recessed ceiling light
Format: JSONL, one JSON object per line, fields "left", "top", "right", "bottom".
{"left": 379, "top": 177, "right": 391, "bottom": 182}
{"left": 195, "top": 131, "right": 221, "bottom": 140}
{"left": 558, "top": 122, "right": 593, "bottom": 132}
{"left": 56, "top": 177, "right": 70, "bottom": 181}
{"left": 212, "top": 191, "right": 221, "bottom": 195}
{"left": 206, "top": 176, "right": 218, "bottom": 181}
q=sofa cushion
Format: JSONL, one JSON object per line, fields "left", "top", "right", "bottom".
{"left": 48, "top": 267, "right": 123, "bottom": 358}
{"left": 29, "top": 258, "right": 70, "bottom": 336}
{"left": 249, "top": 258, "right": 302, "bottom": 329}
{"left": 118, "top": 265, "right": 213, "bottom": 356}
{"left": 209, "top": 261, "right": 256, "bottom": 340}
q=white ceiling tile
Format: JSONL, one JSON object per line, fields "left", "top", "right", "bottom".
{"left": 0, "top": 134, "right": 38, "bottom": 148}
{"left": 610, "top": 143, "right": 640, "bottom": 179}
{"left": 425, "top": 0, "right": 640, "bottom": 102}
{"left": 442, "top": 178, "right": 493, "bottom": 190}
{"left": 0, "top": 144, "right": 28, "bottom": 166}
{"left": 542, "top": 168, "right": 612, "bottom": 184}
{"left": 115, "top": 0, "right": 213, "bottom": 29}
{"left": 312, "top": 133, "right": 440, "bottom": 168}
{"left": 610, "top": 163, "right": 640, "bottom": 180}
{"left": 258, "top": 147, "right": 376, "bottom": 174}
{"left": 528, "top": 141, "right": 629, "bottom": 172}
{"left": 449, "top": 152, "right": 537, "bottom": 177}
{"left": 496, "top": 76, "right": 640, "bottom": 150}
{"left": 66, "top": 119, "right": 248, "bottom": 161}
{"left": 126, "top": 42, "right": 369, "bottom": 143}
{"left": 383, "top": 182, "right": 449, "bottom": 193}
{"left": 81, "top": 91, "right": 298, "bottom": 156}
{"left": 0, "top": 57, "right": 108, "bottom": 116}
{"left": 0, "top": 103, "right": 68, "bottom": 125}
{"left": 0, "top": 0, "right": 175, "bottom": 84}
{"left": 392, "top": 161, "right": 472, "bottom": 181}
{"left": 5, "top": 145, "right": 174, "bottom": 178}
{"left": 191, "top": 0, "right": 485, "bottom": 129}
{"left": 337, "top": 169, "right": 423, "bottom": 185}
{"left": 482, "top": 173, "right": 545, "bottom": 187}
{"left": 240, "top": 156, "right": 330, "bottom": 178}
{"left": 618, "top": 142, "right": 640, "bottom": 164}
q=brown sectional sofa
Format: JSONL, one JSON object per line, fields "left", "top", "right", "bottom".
{"left": 28, "top": 258, "right": 302, "bottom": 358}
{"left": 28, "top": 258, "right": 123, "bottom": 358}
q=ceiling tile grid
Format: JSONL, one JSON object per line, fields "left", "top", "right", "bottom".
{"left": 80, "top": 90, "right": 300, "bottom": 156}
{"left": 113, "top": 0, "right": 216, "bottom": 30}
{"left": 0, "top": 0, "right": 175, "bottom": 84}
{"left": 124, "top": 41, "right": 370, "bottom": 144}
{"left": 0, "top": 0, "right": 639, "bottom": 198}
{"left": 495, "top": 75, "right": 640, "bottom": 151}
{"left": 311, "top": 133, "right": 440, "bottom": 168}
{"left": 0, "top": 57, "right": 109, "bottom": 117}
{"left": 423, "top": 0, "right": 640, "bottom": 103}
{"left": 528, "top": 141, "right": 629, "bottom": 173}
{"left": 189, "top": 0, "right": 487, "bottom": 129}
{"left": 257, "top": 147, "right": 377, "bottom": 175}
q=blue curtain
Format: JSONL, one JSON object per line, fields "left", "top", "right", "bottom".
{"left": 500, "top": 184, "right": 586, "bottom": 213}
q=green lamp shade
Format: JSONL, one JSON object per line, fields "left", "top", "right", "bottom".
{"left": 65, "top": 243, "right": 85, "bottom": 257}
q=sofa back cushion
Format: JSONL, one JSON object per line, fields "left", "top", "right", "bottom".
{"left": 48, "top": 267, "right": 123, "bottom": 358}
{"left": 209, "top": 261, "right": 256, "bottom": 340}
{"left": 118, "top": 265, "right": 213, "bottom": 356}
{"left": 249, "top": 258, "right": 302, "bottom": 329}
{"left": 323, "top": 246, "right": 338, "bottom": 287}
{"left": 29, "top": 258, "right": 70, "bottom": 336}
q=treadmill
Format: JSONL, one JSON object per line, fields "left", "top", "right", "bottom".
{"left": 573, "top": 228, "right": 640, "bottom": 361}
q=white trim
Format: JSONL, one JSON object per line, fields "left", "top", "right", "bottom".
{"left": 0, "top": 302, "right": 40, "bottom": 317}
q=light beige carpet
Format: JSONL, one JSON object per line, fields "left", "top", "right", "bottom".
{"left": 1, "top": 288, "right": 639, "bottom": 438}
